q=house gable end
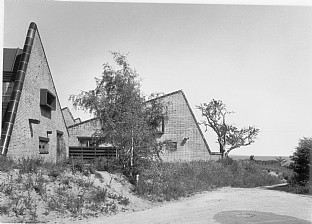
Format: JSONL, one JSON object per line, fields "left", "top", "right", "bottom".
{"left": 156, "top": 90, "right": 211, "bottom": 161}
{"left": 6, "top": 23, "right": 69, "bottom": 161}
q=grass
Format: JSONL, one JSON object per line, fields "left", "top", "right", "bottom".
{"left": 0, "top": 156, "right": 130, "bottom": 222}
{"left": 251, "top": 160, "right": 294, "bottom": 181}
{"left": 135, "top": 159, "right": 284, "bottom": 202}
{"left": 0, "top": 155, "right": 299, "bottom": 221}
{"left": 267, "top": 182, "right": 312, "bottom": 195}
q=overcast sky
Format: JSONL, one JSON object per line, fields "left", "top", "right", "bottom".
{"left": 2, "top": 1, "right": 312, "bottom": 156}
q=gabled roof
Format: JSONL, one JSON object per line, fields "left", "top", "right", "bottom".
{"left": 1, "top": 22, "right": 69, "bottom": 156}
{"left": 149, "top": 90, "right": 211, "bottom": 154}
{"left": 66, "top": 90, "right": 212, "bottom": 154}
{"left": 62, "top": 107, "right": 76, "bottom": 127}
{"left": 67, "top": 118, "right": 97, "bottom": 129}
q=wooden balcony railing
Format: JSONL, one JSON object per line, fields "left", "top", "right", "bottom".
{"left": 69, "top": 146, "right": 117, "bottom": 160}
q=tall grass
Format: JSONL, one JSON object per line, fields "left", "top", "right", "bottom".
{"left": 136, "top": 159, "right": 283, "bottom": 201}
{"left": 0, "top": 156, "right": 130, "bottom": 222}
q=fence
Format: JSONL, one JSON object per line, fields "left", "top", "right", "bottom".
{"left": 69, "top": 146, "right": 117, "bottom": 160}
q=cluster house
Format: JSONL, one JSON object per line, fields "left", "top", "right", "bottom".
{"left": 1, "top": 22, "right": 220, "bottom": 162}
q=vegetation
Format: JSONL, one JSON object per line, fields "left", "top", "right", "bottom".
{"left": 135, "top": 158, "right": 283, "bottom": 202}
{"left": 287, "top": 137, "right": 312, "bottom": 194}
{"left": 290, "top": 137, "right": 311, "bottom": 186}
{"left": 275, "top": 156, "right": 287, "bottom": 166}
{"left": 197, "top": 100, "right": 259, "bottom": 158}
{"left": 0, "top": 156, "right": 130, "bottom": 223}
{"left": 70, "top": 52, "right": 166, "bottom": 175}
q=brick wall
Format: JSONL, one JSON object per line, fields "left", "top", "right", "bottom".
{"left": 68, "top": 119, "right": 100, "bottom": 146}
{"left": 7, "top": 31, "right": 69, "bottom": 162}
{"left": 157, "top": 91, "right": 212, "bottom": 161}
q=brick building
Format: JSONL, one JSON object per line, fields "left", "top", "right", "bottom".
{"left": 1, "top": 22, "right": 219, "bottom": 162}
{"left": 62, "top": 107, "right": 81, "bottom": 127}
{"left": 151, "top": 90, "right": 217, "bottom": 161}
{"left": 66, "top": 90, "right": 220, "bottom": 161}
{"left": 1, "top": 22, "right": 69, "bottom": 162}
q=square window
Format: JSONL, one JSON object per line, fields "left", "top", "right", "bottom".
{"left": 40, "top": 89, "right": 56, "bottom": 110}
{"left": 39, "top": 137, "right": 49, "bottom": 154}
{"left": 163, "top": 140, "right": 177, "bottom": 151}
{"left": 156, "top": 117, "right": 164, "bottom": 134}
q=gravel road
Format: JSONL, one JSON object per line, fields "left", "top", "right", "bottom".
{"left": 82, "top": 187, "right": 312, "bottom": 224}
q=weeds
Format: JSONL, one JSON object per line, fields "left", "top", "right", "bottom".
{"left": 0, "top": 157, "right": 130, "bottom": 222}
{"left": 0, "top": 156, "right": 15, "bottom": 172}
{"left": 136, "top": 160, "right": 283, "bottom": 201}
{"left": 91, "top": 187, "right": 107, "bottom": 203}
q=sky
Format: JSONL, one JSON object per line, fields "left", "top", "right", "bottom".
{"left": 2, "top": 0, "right": 312, "bottom": 157}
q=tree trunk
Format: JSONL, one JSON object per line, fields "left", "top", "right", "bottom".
{"left": 219, "top": 143, "right": 225, "bottom": 160}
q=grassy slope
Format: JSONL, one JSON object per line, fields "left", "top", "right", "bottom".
{"left": 135, "top": 159, "right": 286, "bottom": 202}
{"left": 0, "top": 156, "right": 294, "bottom": 222}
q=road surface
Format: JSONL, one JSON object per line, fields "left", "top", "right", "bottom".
{"left": 73, "top": 187, "right": 312, "bottom": 224}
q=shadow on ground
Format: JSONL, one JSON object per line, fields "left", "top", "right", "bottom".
{"left": 214, "top": 210, "right": 311, "bottom": 224}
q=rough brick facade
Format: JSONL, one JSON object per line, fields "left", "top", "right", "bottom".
{"left": 67, "top": 119, "right": 100, "bottom": 146}
{"left": 155, "top": 90, "right": 213, "bottom": 161}
{"left": 66, "top": 90, "right": 219, "bottom": 161}
{"left": 2, "top": 27, "right": 69, "bottom": 162}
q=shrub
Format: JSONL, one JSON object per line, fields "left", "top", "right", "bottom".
{"left": 70, "top": 157, "right": 86, "bottom": 173}
{"left": 0, "top": 156, "right": 15, "bottom": 172}
{"left": 46, "top": 161, "right": 69, "bottom": 179}
{"left": 90, "top": 187, "right": 107, "bottom": 203}
{"left": 135, "top": 160, "right": 282, "bottom": 202}
{"left": 92, "top": 157, "right": 123, "bottom": 173}
{"left": 17, "top": 158, "right": 44, "bottom": 174}
{"left": 290, "top": 137, "right": 311, "bottom": 186}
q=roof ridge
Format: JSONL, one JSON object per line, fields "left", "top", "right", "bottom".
{"left": 145, "top": 89, "right": 183, "bottom": 103}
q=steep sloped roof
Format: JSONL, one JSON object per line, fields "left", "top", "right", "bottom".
{"left": 147, "top": 90, "right": 211, "bottom": 154}
{"left": 1, "top": 22, "right": 69, "bottom": 155}
{"left": 66, "top": 90, "right": 212, "bottom": 155}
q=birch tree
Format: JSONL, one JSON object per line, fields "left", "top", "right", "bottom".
{"left": 70, "top": 52, "right": 166, "bottom": 174}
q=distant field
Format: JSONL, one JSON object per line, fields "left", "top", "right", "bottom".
{"left": 230, "top": 155, "right": 291, "bottom": 162}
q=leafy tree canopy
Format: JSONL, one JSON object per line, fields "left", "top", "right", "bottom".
{"left": 70, "top": 52, "right": 167, "bottom": 170}
{"left": 290, "top": 137, "right": 312, "bottom": 186}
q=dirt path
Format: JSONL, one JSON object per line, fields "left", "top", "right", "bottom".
{"left": 79, "top": 187, "right": 312, "bottom": 224}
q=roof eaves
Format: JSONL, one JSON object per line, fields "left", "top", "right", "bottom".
{"left": 67, "top": 118, "right": 98, "bottom": 129}
{"left": 145, "top": 90, "right": 183, "bottom": 103}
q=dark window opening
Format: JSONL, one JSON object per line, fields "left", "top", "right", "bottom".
{"left": 78, "top": 137, "right": 104, "bottom": 147}
{"left": 39, "top": 137, "right": 49, "bottom": 154}
{"left": 156, "top": 117, "right": 165, "bottom": 134}
{"left": 163, "top": 140, "right": 177, "bottom": 151}
{"left": 40, "top": 89, "right": 56, "bottom": 110}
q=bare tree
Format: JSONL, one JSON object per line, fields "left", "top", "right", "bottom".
{"left": 197, "top": 99, "right": 259, "bottom": 158}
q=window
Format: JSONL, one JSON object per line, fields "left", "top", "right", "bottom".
{"left": 78, "top": 137, "right": 103, "bottom": 147}
{"left": 39, "top": 137, "right": 49, "bottom": 154}
{"left": 163, "top": 140, "right": 177, "bottom": 151}
{"left": 156, "top": 117, "right": 165, "bottom": 134}
{"left": 40, "top": 89, "right": 56, "bottom": 110}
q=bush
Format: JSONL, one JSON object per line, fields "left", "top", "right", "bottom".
{"left": 17, "top": 158, "right": 43, "bottom": 174}
{"left": 290, "top": 137, "right": 311, "bottom": 186}
{"left": 135, "top": 160, "right": 282, "bottom": 202}
{"left": 0, "top": 156, "right": 15, "bottom": 172}
{"left": 92, "top": 157, "right": 123, "bottom": 173}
